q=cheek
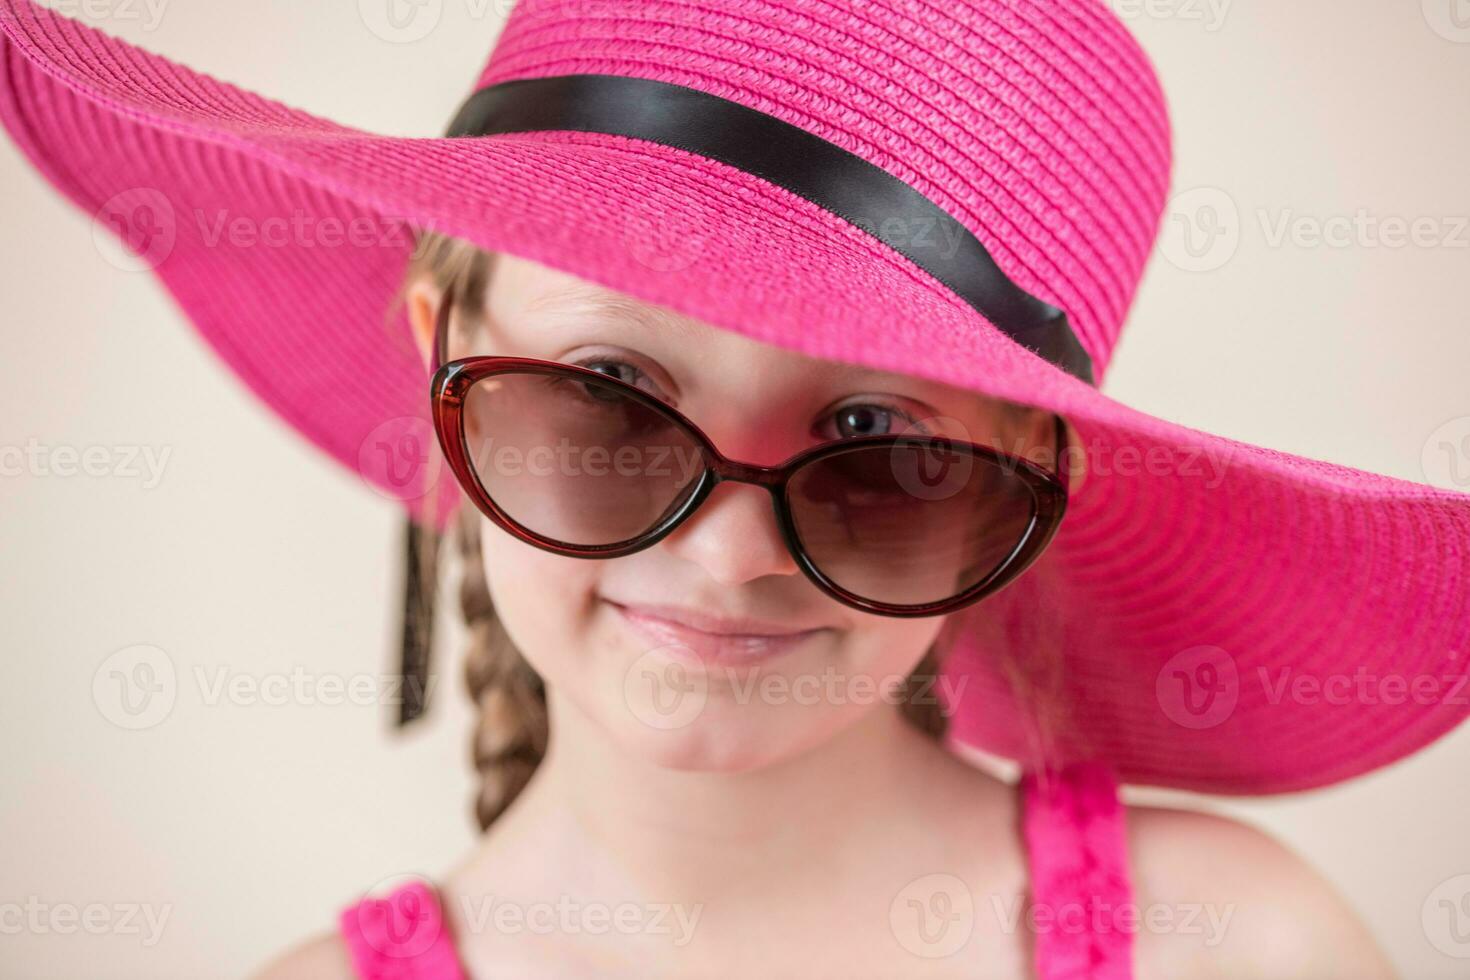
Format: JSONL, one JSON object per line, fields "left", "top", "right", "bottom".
{"left": 828, "top": 614, "right": 949, "bottom": 715}
{"left": 478, "top": 520, "right": 675, "bottom": 753}
{"left": 479, "top": 518, "right": 603, "bottom": 674}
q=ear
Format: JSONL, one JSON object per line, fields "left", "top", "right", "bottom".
{"left": 404, "top": 274, "right": 443, "bottom": 373}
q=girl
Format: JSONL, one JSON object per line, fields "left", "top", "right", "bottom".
{"left": 278, "top": 245, "right": 1399, "bottom": 979}
{"left": 1, "top": 0, "right": 1463, "bottom": 976}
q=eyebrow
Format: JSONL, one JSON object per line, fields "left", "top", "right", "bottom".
{"left": 523, "top": 284, "right": 704, "bottom": 341}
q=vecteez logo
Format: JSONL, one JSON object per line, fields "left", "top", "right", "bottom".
{"left": 1155, "top": 645, "right": 1239, "bottom": 730}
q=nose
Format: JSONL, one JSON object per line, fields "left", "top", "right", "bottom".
{"left": 658, "top": 478, "right": 801, "bottom": 585}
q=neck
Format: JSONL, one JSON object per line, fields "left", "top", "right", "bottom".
{"left": 484, "top": 689, "right": 951, "bottom": 897}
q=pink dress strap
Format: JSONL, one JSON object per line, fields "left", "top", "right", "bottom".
{"left": 339, "top": 879, "right": 468, "bottom": 980}
{"left": 1018, "top": 762, "right": 1135, "bottom": 980}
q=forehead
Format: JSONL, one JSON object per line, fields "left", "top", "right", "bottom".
{"left": 486, "top": 252, "right": 824, "bottom": 371}
{"left": 482, "top": 255, "right": 958, "bottom": 387}
{"left": 479, "top": 252, "right": 1013, "bottom": 412}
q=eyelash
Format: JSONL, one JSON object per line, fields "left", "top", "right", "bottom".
{"left": 570, "top": 356, "right": 930, "bottom": 439}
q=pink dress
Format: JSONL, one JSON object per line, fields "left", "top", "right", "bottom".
{"left": 338, "top": 763, "right": 1132, "bottom": 979}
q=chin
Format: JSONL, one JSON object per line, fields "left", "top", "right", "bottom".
{"left": 599, "top": 688, "right": 866, "bottom": 774}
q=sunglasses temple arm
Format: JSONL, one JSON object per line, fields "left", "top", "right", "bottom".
{"left": 431, "top": 283, "right": 457, "bottom": 377}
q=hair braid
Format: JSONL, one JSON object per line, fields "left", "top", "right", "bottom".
{"left": 456, "top": 498, "right": 548, "bottom": 831}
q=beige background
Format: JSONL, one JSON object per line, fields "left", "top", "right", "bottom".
{"left": 2, "top": 1, "right": 1469, "bottom": 977}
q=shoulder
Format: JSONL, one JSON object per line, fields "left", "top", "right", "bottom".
{"left": 1124, "top": 804, "right": 1397, "bottom": 980}
{"left": 249, "top": 931, "right": 356, "bottom": 980}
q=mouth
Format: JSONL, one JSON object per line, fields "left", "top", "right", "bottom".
{"left": 603, "top": 599, "right": 831, "bottom": 666}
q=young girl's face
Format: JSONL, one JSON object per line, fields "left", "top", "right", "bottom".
{"left": 423, "top": 252, "right": 1057, "bottom": 773}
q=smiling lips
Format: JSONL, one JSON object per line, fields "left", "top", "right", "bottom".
{"left": 605, "top": 599, "right": 830, "bottom": 665}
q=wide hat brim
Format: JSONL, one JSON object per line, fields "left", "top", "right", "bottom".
{"left": 5, "top": 0, "right": 1466, "bottom": 795}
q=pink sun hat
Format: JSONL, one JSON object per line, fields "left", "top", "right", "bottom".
{"left": 2, "top": 0, "right": 1465, "bottom": 795}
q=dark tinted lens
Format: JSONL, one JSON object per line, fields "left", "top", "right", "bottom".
{"left": 785, "top": 440, "right": 1037, "bottom": 607}
{"left": 461, "top": 369, "right": 706, "bottom": 547}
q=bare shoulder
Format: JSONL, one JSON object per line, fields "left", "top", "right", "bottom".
{"left": 1125, "top": 804, "right": 1398, "bottom": 980}
{"left": 249, "top": 930, "right": 355, "bottom": 980}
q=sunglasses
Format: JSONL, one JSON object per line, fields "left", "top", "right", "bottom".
{"left": 428, "top": 287, "right": 1070, "bottom": 617}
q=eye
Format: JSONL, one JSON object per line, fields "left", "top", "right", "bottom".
{"left": 545, "top": 356, "right": 676, "bottom": 438}
{"left": 820, "top": 401, "right": 931, "bottom": 441}
{"left": 571, "top": 356, "right": 670, "bottom": 402}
